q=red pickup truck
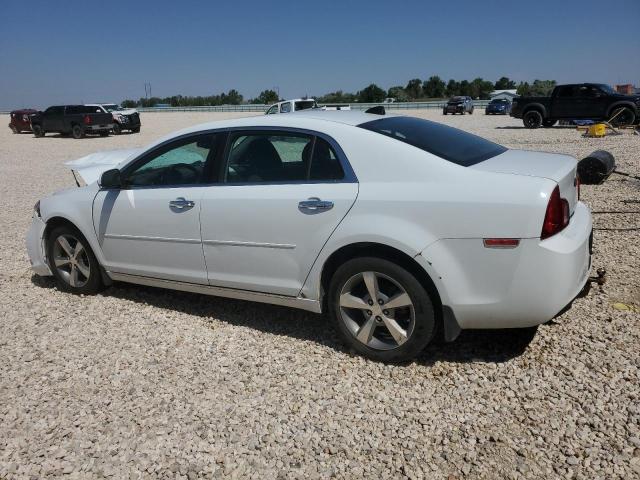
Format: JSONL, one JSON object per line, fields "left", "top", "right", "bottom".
{"left": 8, "top": 109, "right": 37, "bottom": 133}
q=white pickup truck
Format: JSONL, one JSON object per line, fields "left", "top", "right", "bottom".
{"left": 265, "top": 98, "right": 318, "bottom": 114}
{"left": 87, "top": 104, "right": 141, "bottom": 134}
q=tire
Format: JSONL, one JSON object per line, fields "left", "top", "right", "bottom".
{"left": 99, "top": 131, "right": 109, "bottom": 137}
{"left": 46, "top": 225, "right": 104, "bottom": 295}
{"left": 131, "top": 127, "right": 140, "bottom": 133}
{"left": 523, "top": 110, "right": 543, "bottom": 129}
{"left": 112, "top": 123, "right": 122, "bottom": 135}
{"left": 71, "top": 124, "right": 84, "bottom": 139}
{"left": 443, "top": 111, "right": 447, "bottom": 115}
{"left": 32, "top": 124, "right": 45, "bottom": 137}
{"left": 469, "top": 108, "right": 474, "bottom": 114}
{"left": 328, "top": 257, "right": 436, "bottom": 363}
{"left": 542, "top": 119, "right": 557, "bottom": 128}
{"left": 10, "top": 125, "right": 19, "bottom": 134}
{"left": 610, "top": 107, "right": 636, "bottom": 127}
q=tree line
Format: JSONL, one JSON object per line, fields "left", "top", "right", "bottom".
{"left": 121, "top": 76, "right": 556, "bottom": 107}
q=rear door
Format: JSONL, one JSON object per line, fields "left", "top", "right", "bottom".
{"left": 200, "top": 130, "right": 358, "bottom": 296}
{"left": 43, "top": 106, "right": 64, "bottom": 131}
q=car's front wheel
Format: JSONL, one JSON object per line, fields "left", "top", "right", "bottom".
{"left": 112, "top": 123, "right": 122, "bottom": 135}
{"left": 329, "top": 257, "right": 436, "bottom": 362}
{"left": 47, "top": 225, "right": 103, "bottom": 294}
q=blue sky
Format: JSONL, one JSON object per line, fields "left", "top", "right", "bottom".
{"left": 1, "top": 0, "right": 639, "bottom": 109}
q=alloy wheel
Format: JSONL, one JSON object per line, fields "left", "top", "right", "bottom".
{"left": 52, "top": 234, "right": 91, "bottom": 288}
{"left": 338, "top": 271, "right": 415, "bottom": 350}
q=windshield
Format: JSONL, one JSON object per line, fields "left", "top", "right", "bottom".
{"left": 449, "top": 96, "right": 464, "bottom": 103}
{"left": 490, "top": 99, "right": 508, "bottom": 104}
{"left": 103, "top": 104, "right": 122, "bottom": 112}
{"left": 358, "top": 116, "right": 507, "bottom": 167}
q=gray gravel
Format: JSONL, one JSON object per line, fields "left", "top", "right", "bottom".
{"left": 0, "top": 111, "right": 638, "bottom": 479}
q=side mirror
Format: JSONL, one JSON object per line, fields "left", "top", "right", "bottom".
{"left": 99, "top": 168, "right": 122, "bottom": 189}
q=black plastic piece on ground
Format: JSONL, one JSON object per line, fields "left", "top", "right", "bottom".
{"left": 577, "top": 150, "right": 616, "bottom": 185}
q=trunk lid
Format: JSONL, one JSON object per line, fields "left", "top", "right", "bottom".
{"left": 471, "top": 149, "right": 579, "bottom": 213}
{"left": 65, "top": 147, "right": 142, "bottom": 184}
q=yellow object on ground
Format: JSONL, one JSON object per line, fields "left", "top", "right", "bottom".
{"left": 587, "top": 123, "right": 606, "bottom": 137}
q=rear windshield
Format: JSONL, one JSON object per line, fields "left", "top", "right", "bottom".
{"left": 358, "top": 116, "right": 507, "bottom": 166}
{"left": 295, "top": 100, "right": 316, "bottom": 111}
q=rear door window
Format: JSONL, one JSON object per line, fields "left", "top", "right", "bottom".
{"left": 359, "top": 116, "right": 506, "bottom": 166}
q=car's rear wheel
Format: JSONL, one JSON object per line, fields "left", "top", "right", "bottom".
{"left": 10, "top": 125, "right": 19, "bottom": 134}
{"left": 523, "top": 110, "right": 543, "bottom": 128}
{"left": 131, "top": 127, "right": 140, "bottom": 133}
{"left": 47, "top": 225, "right": 103, "bottom": 294}
{"left": 443, "top": 110, "right": 447, "bottom": 115}
{"left": 32, "top": 124, "right": 44, "bottom": 137}
{"left": 112, "top": 123, "right": 122, "bottom": 135}
{"left": 72, "top": 124, "right": 84, "bottom": 139}
{"left": 329, "top": 257, "right": 436, "bottom": 362}
{"left": 610, "top": 107, "right": 635, "bottom": 126}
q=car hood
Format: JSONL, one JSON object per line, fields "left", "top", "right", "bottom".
{"left": 114, "top": 109, "right": 138, "bottom": 115}
{"left": 65, "top": 147, "right": 143, "bottom": 184}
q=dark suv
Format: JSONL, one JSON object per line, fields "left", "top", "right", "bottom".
{"left": 443, "top": 96, "right": 474, "bottom": 115}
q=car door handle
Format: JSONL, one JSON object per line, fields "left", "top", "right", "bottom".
{"left": 169, "top": 197, "right": 195, "bottom": 209}
{"left": 298, "top": 197, "right": 334, "bottom": 213}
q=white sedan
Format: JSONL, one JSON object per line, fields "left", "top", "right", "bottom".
{"left": 27, "top": 111, "right": 592, "bottom": 362}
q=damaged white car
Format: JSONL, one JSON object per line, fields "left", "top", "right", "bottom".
{"left": 27, "top": 111, "right": 593, "bottom": 362}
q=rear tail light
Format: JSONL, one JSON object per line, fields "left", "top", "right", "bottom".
{"left": 541, "top": 185, "right": 569, "bottom": 239}
{"left": 83, "top": 115, "right": 92, "bottom": 125}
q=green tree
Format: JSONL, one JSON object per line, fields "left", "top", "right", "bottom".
{"left": 445, "top": 79, "right": 460, "bottom": 97}
{"left": 530, "top": 79, "right": 556, "bottom": 96}
{"left": 405, "top": 78, "right": 423, "bottom": 99}
{"left": 494, "top": 77, "right": 516, "bottom": 90}
{"left": 516, "top": 81, "right": 531, "bottom": 96}
{"left": 458, "top": 80, "right": 471, "bottom": 96}
{"left": 121, "top": 99, "right": 137, "bottom": 108}
{"left": 317, "top": 90, "right": 357, "bottom": 104}
{"left": 251, "top": 89, "right": 279, "bottom": 104}
{"left": 387, "top": 86, "right": 409, "bottom": 102}
{"left": 470, "top": 78, "right": 494, "bottom": 99}
{"left": 422, "top": 76, "right": 446, "bottom": 98}
{"left": 357, "top": 83, "right": 386, "bottom": 103}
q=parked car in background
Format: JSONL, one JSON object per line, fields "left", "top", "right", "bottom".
{"left": 8, "top": 109, "right": 37, "bottom": 133}
{"left": 511, "top": 83, "right": 640, "bottom": 128}
{"left": 27, "top": 111, "right": 591, "bottom": 362}
{"left": 87, "top": 104, "right": 141, "bottom": 134}
{"left": 485, "top": 98, "right": 512, "bottom": 115}
{"left": 30, "top": 105, "right": 114, "bottom": 139}
{"left": 323, "top": 105, "right": 351, "bottom": 111}
{"left": 265, "top": 98, "right": 318, "bottom": 114}
{"left": 443, "top": 96, "right": 474, "bottom": 115}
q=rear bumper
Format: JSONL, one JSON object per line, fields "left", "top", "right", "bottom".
{"left": 26, "top": 215, "right": 52, "bottom": 276}
{"left": 85, "top": 124, "right": 114, "bottom": 132}
{"left": 418, "top": 202, "right": 593, "bottom": 329}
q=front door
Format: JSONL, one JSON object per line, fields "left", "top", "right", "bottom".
{"left": 200, "top": 131, "right": 358, "bottom": 296}
{"left": 43, "top": 106, "right": 64, "bottom": 131}
{"left": 92, "top": 133, "right": 220, "bottom": 284}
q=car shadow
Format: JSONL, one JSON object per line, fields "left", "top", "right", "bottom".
{"left": 495, "top": 126, "right": 574, "bottom": 130}
{"left": 38, "top": 134, "right": 111, "bottom": 140}
{"left": 31, "top": 275, "right": 538, "bottom": 365}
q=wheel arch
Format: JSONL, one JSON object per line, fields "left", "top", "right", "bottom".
{"left": 318, "top": 242, "right": 443, "bottom": 320}
{"left": 522, "top": 103, "right": 547, "bottom": 117}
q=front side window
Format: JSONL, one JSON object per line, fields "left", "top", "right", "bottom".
{"left": 266, "top": 105, "right": 278, "bottom": 115}
{"left": 280, "top": 102, "right": 291, "bottom": 113}
{"left": 359, "top": 116, "right": 506, "bottom": 167}
{"left": 126, "top": 134, "right": 216, "bottom": 187}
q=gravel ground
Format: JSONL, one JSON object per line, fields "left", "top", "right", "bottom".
{"left": 0, "top": 110, "right": 638, "bottom": 479}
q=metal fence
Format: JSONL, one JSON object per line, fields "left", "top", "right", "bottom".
{"left": 2, "top": 100, "right": 492, "bottom": 115}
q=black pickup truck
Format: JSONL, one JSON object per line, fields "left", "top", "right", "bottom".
{"left": 511, "top": 83, "right": 640, "bottom": 128}
{"left": 30, "top": 105, "right": 114, "bottom": 139}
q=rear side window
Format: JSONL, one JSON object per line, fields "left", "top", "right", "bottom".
{"left": 310, "top": 138, "right": 344, "bottom": 180}
{"left": 358, "top": 116, "right": 506, "bottom": 166}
